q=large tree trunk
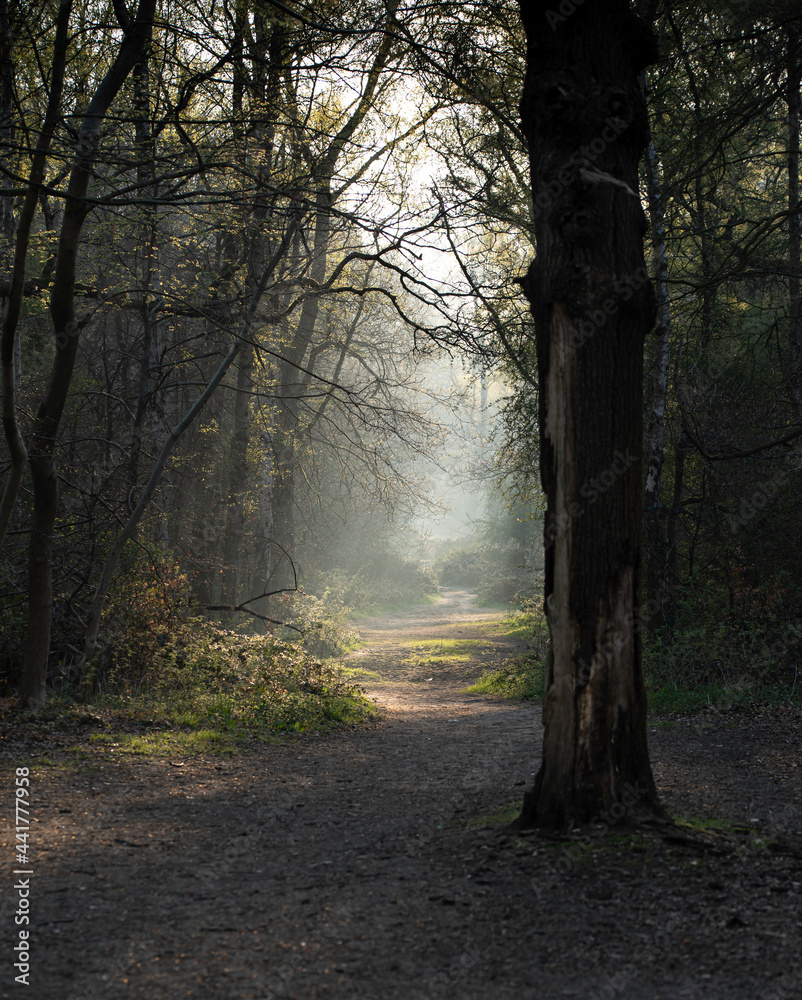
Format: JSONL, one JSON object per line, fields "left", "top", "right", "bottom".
{"left": 516, "top": 1, "right": 664, "bottom": 829}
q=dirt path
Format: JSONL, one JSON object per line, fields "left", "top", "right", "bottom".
{"left": 2, "top": 590, "right": 802, "bottom": 1000}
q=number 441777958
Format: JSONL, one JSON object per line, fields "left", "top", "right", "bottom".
{"left": 15, "top": 768, "right": 30, "bottom": 864}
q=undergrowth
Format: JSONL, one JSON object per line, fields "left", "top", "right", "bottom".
{"left": 464, "top": 603, "right": 549, "bottom": 700}
{"left": 86, "top": 625, "right": 374, "bottom": 746}
{"left": 5, "top": 628, "right": 375, "bottom": 757}
{"left": 644, "top": 576, "right": 802, "bottom": 712}
{"left": 305, "top": 558, "right": 440, "bottom": 618}
{"left": 465, "top": 593, "right": 802, "bottom": 712}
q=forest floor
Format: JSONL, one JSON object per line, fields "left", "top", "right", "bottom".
{"left": 2, "top": 588, "right": 802, "bottom": 1000}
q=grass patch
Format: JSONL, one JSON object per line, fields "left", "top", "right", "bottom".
{"left": 463, "top": 800, "right": 522, "bottom": 828}
{"left": 672, "top": 814, "right": 768, "bottom": 850}
{"left": 473, "top": 597, "right": 514, "bottom": 610}
{"left": 335, "top": 665, "right": 384, "bottom": 682}
{"left": 86, "top": 728, "right": 240, "bottom": 756}
{"left": 465, "top": 604, "right": 549, "bottom": 700}
{"left": 488, "top": 614, "right": 543, "bottom": 641}
{"left": 401, "top": 638, "right": 483, "bottom": 668}
{"left": 465, "top": 654, "right": 544, "bottom": 700}
{"left": 647, "top": 682, "right": 802, "bottom": 715}
{"left": 674, "top": 815, "right": 747, "bottom": 835}
{"left": 368, "top": 593, "right": 442, "bottom": 614}
{"left": 469, "top": 669, "right": 802, "bottom": 711}
{"left": 606, "top": 831, "right": 650, "bottom": 850}
{"left": 344, "top": 592, "right": 442, "bottom": 619}
{"left": 466, "top": 603, "right": 802, "bottom": 712}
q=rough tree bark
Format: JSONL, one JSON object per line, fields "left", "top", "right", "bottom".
{"left": 515, "top": 0, "right": 664, "bottom": 828}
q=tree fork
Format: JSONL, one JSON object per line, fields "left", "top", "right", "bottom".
{"left": 515, "top": 1, "right": 665, "bottom": 829}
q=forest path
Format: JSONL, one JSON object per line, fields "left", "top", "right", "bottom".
{"left": 4, "top": 591, "right": 802, "bottom": 1000}
{"left": 345, "top": 586, "right": 525, "bottom": 712}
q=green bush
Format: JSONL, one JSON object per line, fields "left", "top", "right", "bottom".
{"left": 434, "top": 542, "right": 536, "bottom": 606}
{"left": 80, "top": 547, "right": 199, "bottom": 693}
{"left": 62, "top": 548, "right": 374, "bottom": 742}
{"left": 275, "top": 589, "right": 360, "bottom": 657}
{"left": 434, "top": 547, "right": 490, "bottom": 588}
{"left": 84, "top": 623, "right": 373, "bottom": 739}
{"left": 306, "top": 553, "right": 439, "bottom": 616}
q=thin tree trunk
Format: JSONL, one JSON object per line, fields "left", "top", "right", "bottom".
{"left": 221, "top": 342, "right": 254, "bottom": 613}
{"left": 267, "top": 403, "right": 298, "bottom": 601}
{"left": 515, "top": 1, "right": 664, "bottom": 829}
{"left": 220, "top": 8, "right": 284, "bottom": 612}
{"left": 643, "top": 100, "right": 672, "bottom": 630}
{"left": 0, "top": 0, "right": 72, "bottom": 553}
{"left": 665, "top": 432, "right": 689, "bottom": 621}
{"left": 0, "top": 0, "right": 15, "bottom": 253}
{"left": 669, "top": 11, "right": 714, "bottom": 352}
{"left": 127, "top": 44, "right": 161, "bottom": 494}
{"left": 788, "top": 32, "right": 801, "bottom": 421}
{"left": 262, "top": 190, "right": 331, "bottom": 612}
{"left": 20, "top": 0, "right": 157, "bottom": 710}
